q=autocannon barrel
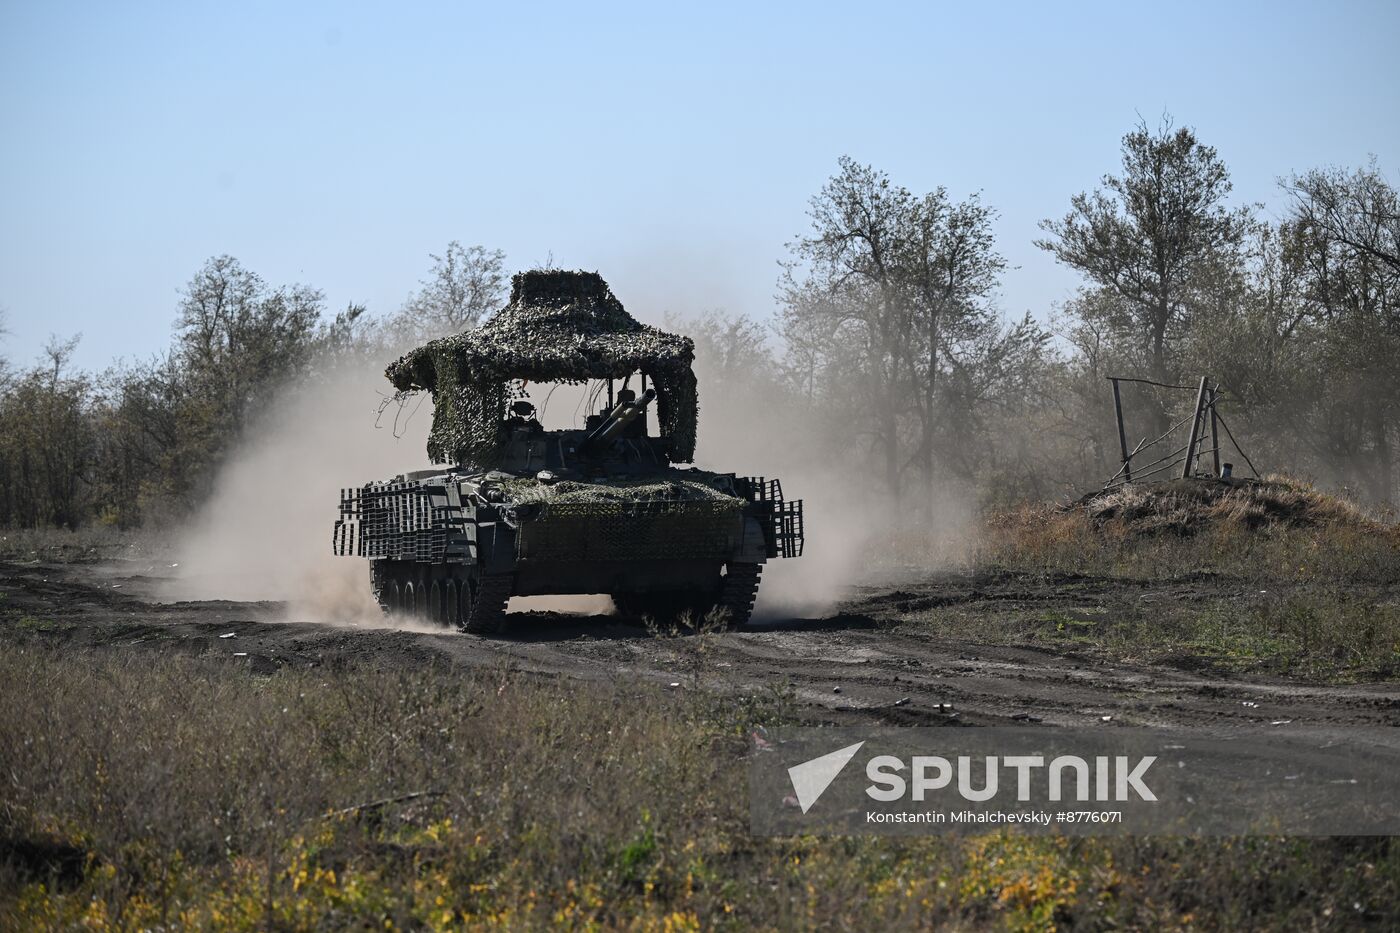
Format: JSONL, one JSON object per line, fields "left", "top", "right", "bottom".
{"left": 582, "top": 387, "right": 656, "bottom": 452}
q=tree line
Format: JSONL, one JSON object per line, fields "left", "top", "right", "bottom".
{"left": 0, "top": 244, "right": 507, "bottom": 528}
{"left": 746, "top": 119, "right": 1398, "bottom": 509}
{"left": 1, "top": 117, "right": 1396, "bottom": 530}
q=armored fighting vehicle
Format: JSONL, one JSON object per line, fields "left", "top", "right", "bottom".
{"left": 333, "top": 270, "right": 803, "bottom": 634}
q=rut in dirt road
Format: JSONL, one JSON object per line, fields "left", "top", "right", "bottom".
{"left": 2, "top": 559, "right": 1396, "bottom": 736}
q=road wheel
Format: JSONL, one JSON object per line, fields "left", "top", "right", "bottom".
{"left": 445, "top": 579, "right": 461, "bottom": 628}
{"left": 428, "top": 580, "right": 447, "bottom": 625}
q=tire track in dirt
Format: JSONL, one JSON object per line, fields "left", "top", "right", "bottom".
{"left": 2, "top": 560, "right": 1396, "bottom": 737}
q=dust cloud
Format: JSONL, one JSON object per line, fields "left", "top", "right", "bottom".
{"left": 161, "top": 359, "right": 618, "bottom": 626}
{"left": 163, "top": 329, "right": 974, "bottom": 629}
{"left": 159, "top": 359, "right": 438, "bottom": 629}
{"left": 685, "top": 374, "right": 976, "bottom": 621}
{"left": 524, "top": 365, "right": 970, "bottom": 619}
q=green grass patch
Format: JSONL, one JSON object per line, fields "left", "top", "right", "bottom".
{"left": 4, "top": 614, "right": 75, "bottom": 634}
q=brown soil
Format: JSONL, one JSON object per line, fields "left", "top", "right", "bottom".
{"left": 3, "top": 558, "right": 1395, "bottom": 737}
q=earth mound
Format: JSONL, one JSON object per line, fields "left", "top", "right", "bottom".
{"left": 1069, "top": 476, "right": 1381, "bottom": 535}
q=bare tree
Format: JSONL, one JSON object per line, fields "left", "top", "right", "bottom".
{"left": 780, "top": 157, "right": 1010, "bottom": 507}
{"left": 899, "top": 192, "right": 1006, "bottom": 505}
{"left": 0, "top": 335, "right": 94, "bottom": 527}
{"left": 1285, "top": 160, "right": 1400, "bottom": 274}
{"left": 399, "top": 242, "right": 508, "bottom": 340}
{"left": 173, "top": 255, "right": 323, "bottom": 490}
{"left": 1281, "top": 166, "right": 1400, "bottom": 502}
{"left": 780, "top": 159, "right": 922, "bottom": 497}
{"left": 1037, "top": 118, "right": 1251, "bottom": 403}
{"left": 93, "top": 352, "right": 187, "bottom": 525}
{"left": 176, "top": 256, "right": 322, "bottom": 408}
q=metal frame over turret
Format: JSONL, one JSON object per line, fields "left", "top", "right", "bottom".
{"left": 384, "top": 270, "right": 699, "bottom": 467}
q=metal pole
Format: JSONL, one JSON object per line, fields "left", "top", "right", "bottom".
{"left": 1182, "top": 376, "right": 1210, "bottom": 479}
{"left": 1208, "top": 385, "right": 1221, "bottom": 477}
{"left": 1111, "top": 378, "right": 1132, "bottom": 483}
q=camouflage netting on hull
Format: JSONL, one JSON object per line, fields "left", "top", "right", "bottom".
{"left": 500, "top": 476, "right": 745, "bottom": 562}
{"left": 386, "top": 270, "right": 699, "bottom": 465}
{"left": 498, "top": 475, "right": 743, "bottom": 509}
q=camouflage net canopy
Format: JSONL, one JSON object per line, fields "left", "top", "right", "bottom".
{"left": 386, "top": 270, "right": 699, "bottom": 465}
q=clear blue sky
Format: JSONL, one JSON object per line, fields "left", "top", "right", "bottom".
{"left": 2, "top": 0, "right": 1397, "bottom": 371}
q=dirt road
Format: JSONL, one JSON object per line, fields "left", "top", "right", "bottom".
{"left": 3, "top": 559, "right": 1396, "bottom": 733}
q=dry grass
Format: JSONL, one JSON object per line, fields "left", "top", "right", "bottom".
{"left": 0, "top": 647, "right": 1397, "bottom": 930}
{"left": 856, "top": 476, "right": 1400, "bottom": 681}
{"left": 3, "top": 477, "right": 1398, "bottom": 928}
{"left": 915, "top": 592, "right": 1400, "bottom": 682}
{"left": 1077, "top": 475, "right": 1385, "bottom": 535}
{"left": 979, "top": 476, "right": 1400, "bottom": 585}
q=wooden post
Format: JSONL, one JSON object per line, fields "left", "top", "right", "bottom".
{"left": 1111, "top": 377, "right": 1131, "bottom": 483}
{"left": 1208, "top": 385, "right": 1221, "bottom": 478}
{"left": 1182, "top": 376, "right": 1210, "bottom": 479}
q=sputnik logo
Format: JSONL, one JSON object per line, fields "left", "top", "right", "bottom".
{"left": 787, "top": 741, "right": 865, "bottom": 813}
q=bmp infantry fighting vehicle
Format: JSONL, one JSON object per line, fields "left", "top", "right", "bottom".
{"left": 333, "top": 270, "right": 803, "bottom": 634}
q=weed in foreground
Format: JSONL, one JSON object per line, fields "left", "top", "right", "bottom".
{"left": 1, "top": 647, "right": 1396, "bottom": 930}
